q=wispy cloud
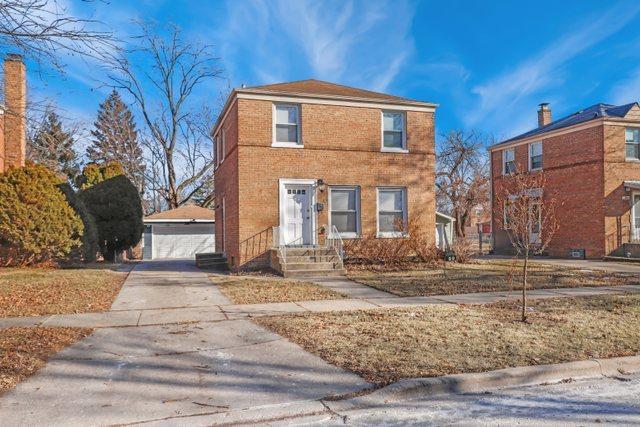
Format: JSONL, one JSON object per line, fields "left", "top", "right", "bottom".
{"left": 610, "top": 67, "right": 640, "bottom": 104}
{"left": 465, "top": 2, "right": 640, "bottom": 135}
{"left": 218, "top": 0, "right": 415, "bottom": 92}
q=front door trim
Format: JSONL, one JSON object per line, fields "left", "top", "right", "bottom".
{"left": 278, "top": 178, "right": 317, "bottom": 246}
{"left": 632, "top": 192, "right": 640, "bottom": 241}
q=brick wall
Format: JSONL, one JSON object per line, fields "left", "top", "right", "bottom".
{"left": 214, "top": 102, "right": 240, "bottom": 266}
{"left": 2, "top": 55, "right": 26, "bottom": 171}
{"left": 492, "top": 125, "right": 605, "bottom": 258}
{"left": 603, "top": 124, "right": 640, "bottom": 254}
{"left": 215, "top": 97, "right": 436, "bottom": 269}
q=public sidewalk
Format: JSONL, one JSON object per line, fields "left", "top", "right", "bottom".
{"left": 1, "top": 278, "right": 638, "bottom": 329}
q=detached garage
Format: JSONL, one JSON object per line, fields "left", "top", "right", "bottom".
{"left": 142, "top": 205, "right": 215, "bottom": 260}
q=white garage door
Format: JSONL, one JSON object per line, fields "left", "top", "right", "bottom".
{"left": 152, "top": 224, "right": 215, "bottom": 259}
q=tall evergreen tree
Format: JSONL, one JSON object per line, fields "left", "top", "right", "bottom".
{"left": 27, "top": 110, "right": 80, "bottom": 183}
{"left": 88, "top": 90, "right": 146, "bottom": 194}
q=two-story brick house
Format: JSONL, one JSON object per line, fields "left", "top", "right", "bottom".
{"left": 212, "top": 79, "right": 436, "bottom": 273}
{"left": 489, "top": 102, "right": 640, "bottom": 259}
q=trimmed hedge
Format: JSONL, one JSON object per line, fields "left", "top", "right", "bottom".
{"left": 0, "top": 164, "right": 83, "bottom": 266}
{"left": 59, "top": 183, "right": 99, "bottom": 262}
{"left": 79, "top": 162, "right": 143, "bottom": 261}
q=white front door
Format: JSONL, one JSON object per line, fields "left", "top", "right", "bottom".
{"left": 283, "top": 184, "right": 313, "bottom": 245}
{"left": 632, "top": 194, "right": 640, "bottom": 241}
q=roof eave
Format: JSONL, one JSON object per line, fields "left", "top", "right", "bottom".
{"left": 236, "top": 87, "right": 438, "bottom": 108}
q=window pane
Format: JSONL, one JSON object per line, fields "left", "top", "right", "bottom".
{"left": 331, "top": 212, "right": 357, "bottom": 233}
{"left": 379, "top": 190, "right": 402, "bottom": 211}
{"left": 379, "top": 212, "right": 403, "bottom": 232}
{"left": 331, "top": 189, "right": 356, "bottom": 211}
{"left": 530, "top": 142, "right": 542, "bottom": 156}
{"left": 531, "top": 155, "right": 542, "bottom": 169}
{"left": 276, "top": 105, "right": 297, "bottom": 124}
{"left": 383, "top": 131, "right": 403, "bottom": 148}
{"left": 383, "top": 112, "right": 403, "bottom": 131}
{"left": 626, "top": 143, "right": 639, "bottom": 159}
{"left": 276, "top": 124, "right": 298, "bottom": 143}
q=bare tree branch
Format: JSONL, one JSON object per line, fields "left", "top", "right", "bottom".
{"left": 102, "top": 22, "right": 223, "bottom": 209}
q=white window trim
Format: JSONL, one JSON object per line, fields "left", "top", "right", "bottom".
{"left": 376, "top": 187, "right": 408, "bottom": 238}
{"left": 272, "top": 103, "right": 302, "bottom": 148}
{"left": 328, "top": 186, "right": 361, "bottom": 238}
{"left": 625, "top": 127, "right": 640, "bottom": 161}
{"left": 220, "top": 128, "right": 226, "bottom": 163}
{"left": 381, "top": 110, "right": 408, "bottom": 153}
{"left": 528, "top": 141, "right": 543, "bottom": 171}
{"left": 503, "top": 148, "right": 515, "bottom": 175}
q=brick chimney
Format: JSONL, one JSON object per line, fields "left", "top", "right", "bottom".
{"left": 537, "top": 102, "right": 551, "bottom": 127}
{"left": 2, "top": 54, "right": 26, "bottom": 171}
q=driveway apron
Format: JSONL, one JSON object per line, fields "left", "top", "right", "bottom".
{"left": 0, "top": 261, "right": 369, "bottom": 426}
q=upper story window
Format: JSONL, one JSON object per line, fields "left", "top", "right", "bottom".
{"left": 219, "top": 128, "right": 226, "bottom": 163}
{"left": 382, "top": 111, "right": 407, "bottom": 152}
{"left": 529, "top": 141, "right": 542, "bottom": 171}
{"left": 626, "top": 128, "right": 640, "bottom": 160}
{"left": 503, "top": 148, "right": 516, "bottom": 174}
{"left": 273, "top": 104, "right": 301, "bottom": 147}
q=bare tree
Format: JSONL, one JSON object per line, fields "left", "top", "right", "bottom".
{"left": 104, "top": 23, "right": 223, "bottom": 209}
{"left": 0, "top": 0, "right": 117, "bottom": 67}
{"left": 436, "top": 130, "right": 490, "bottom": 237}
{"left": 496, "top": 169, "right": 560, "bottom": 322}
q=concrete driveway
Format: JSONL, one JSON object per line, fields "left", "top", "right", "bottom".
{"left": 0, "top": 261, "right": 369, "bottom": 426}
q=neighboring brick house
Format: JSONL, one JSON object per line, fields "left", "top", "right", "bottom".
{"left": 489, "top": 102, "right": 640, "bottom": 259}
{"left": 212, "top": 79, "right": 437, "bottom": 272}
{"left": 0, "top": 54, "right": 26, "bottom": 173}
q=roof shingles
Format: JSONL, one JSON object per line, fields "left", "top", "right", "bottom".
{"left": 492, "top": 102, "right": 639, "bottom": 149}
{"left": 144, "top": 205, "right": 214, "bottom": 221}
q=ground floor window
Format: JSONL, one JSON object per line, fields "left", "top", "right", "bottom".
{"left": 329, "top": 186, "right": 360, "bottom": 237}
{"left": 377, "top": 187, "right": 407, "bottom": 237}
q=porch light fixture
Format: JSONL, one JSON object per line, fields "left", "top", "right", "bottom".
{"left": 316, "top": 178, "right": 326, "bottom": 192}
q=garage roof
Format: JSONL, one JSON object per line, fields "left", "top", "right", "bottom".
{"left": 144, "top": 205, "right": 215, "bottom": 223}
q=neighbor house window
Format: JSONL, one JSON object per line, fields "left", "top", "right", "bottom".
{"left": 503, "top": 199, "right": 514, "bottom": 229}
{"left": 377, "top": 187, "right": 407, "bottom": 237}
{"left": 382, "top": 111, "right": 406, "bottom": 151}
{"left": 273, "top": 104, "right": 301, "bottom": 146}
{"left": 626, "top": 128, "right": 640, "bottom": 160}
{"left": 529, "top": 141, "right": 543, "bottom": 170}
{"left": 503, "top": 148, "right": 516, "bottom": 174}
{"left": 329, "top": 186, "right": 360, "bottom": 237}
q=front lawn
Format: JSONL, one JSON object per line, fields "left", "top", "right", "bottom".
{"left": 1, "top": 327, "right": 91, "bottom": 393}
{"left": 347, "top": 261, "right": 639, "bottom": 297}
{"left": 0, "top": 265, "right": 129, "bottom": 317}
{"left": 210, "top": 275, "right": 346, "bottom": 304}
{"left": 256, "top": 294, "right": 640, "bottom": 385}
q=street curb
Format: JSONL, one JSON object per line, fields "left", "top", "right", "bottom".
{"left": 325, "top": 355, "right": 640, "bottom": 412}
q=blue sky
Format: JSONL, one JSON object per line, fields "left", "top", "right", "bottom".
{"left": 17, "top": 0, "right": 640, "bottom": 149}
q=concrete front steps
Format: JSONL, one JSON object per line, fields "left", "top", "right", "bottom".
{"left": 273, "top": 247, "right": 346, "bottom": 278}
{"left": 195, "top": 252, "right": 229, "bottom": 270}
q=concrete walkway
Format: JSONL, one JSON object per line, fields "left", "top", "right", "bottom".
{"left": 0, "top": 261, "right": 369, "bottom": 426}
{"left": 1, "top": 282, "right": 639, "bottom": 329}
{"left": 482, "top": 255, "right": 640, "bottom": 274}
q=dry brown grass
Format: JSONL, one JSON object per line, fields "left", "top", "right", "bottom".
{"left": 256, "top": 294, "right": 640, "bottom": 385}
{"left": 347, "top": 261, "right": 640, "bottom": 297}
{"left": 0, "top": 265, "right": 129, "bottom": 317}
{"left": 210, "top": 275, "right": 346, "bottom": 304}
{"left": 1, "top": 327, "right": 91, "bottom": 393}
